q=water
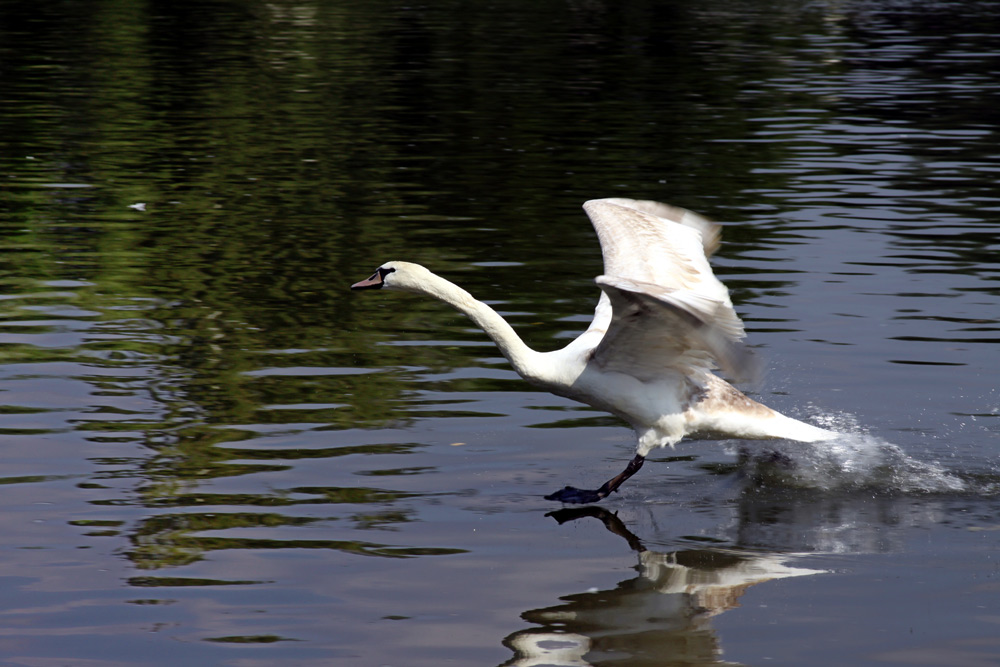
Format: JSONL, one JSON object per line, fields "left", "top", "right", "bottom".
{"left": 1, "top": 0, "right": 999, "bottom": 664}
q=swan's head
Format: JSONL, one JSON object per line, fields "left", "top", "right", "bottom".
{"left": 350, "top": 261, "right": 434, "bottom": 294}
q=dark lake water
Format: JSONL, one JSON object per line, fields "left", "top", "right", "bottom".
{"left": 1, "top": 1, "right": 999, "bottom": 665}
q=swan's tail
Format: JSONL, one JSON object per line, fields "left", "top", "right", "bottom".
{"left": 687, "top": 375, "right": 837, "bottom": 443}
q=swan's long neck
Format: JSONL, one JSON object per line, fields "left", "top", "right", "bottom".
{"left": 400, "top": 268, "right": 546, "bottom": 381}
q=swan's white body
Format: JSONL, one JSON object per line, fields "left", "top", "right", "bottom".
{"left": 353, "top": 198, "right": 835, "bottom": 502}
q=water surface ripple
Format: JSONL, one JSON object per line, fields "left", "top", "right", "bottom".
{"left": 0, "top": 1, "right": 998, "bottom": 665}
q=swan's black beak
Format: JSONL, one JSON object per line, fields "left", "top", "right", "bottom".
{"left": 351, "top": 266, "right": 393, "bottom": 290}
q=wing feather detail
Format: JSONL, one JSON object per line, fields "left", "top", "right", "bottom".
{"left": 582, "top": 199, "right": 760, "bottom": 383}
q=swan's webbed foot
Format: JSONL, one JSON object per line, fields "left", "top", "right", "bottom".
{"left": 544, "top": 486, "right": 606, "bottom": 504}
{"left": 544, "top": 454, "right": 646, "bottom": 505}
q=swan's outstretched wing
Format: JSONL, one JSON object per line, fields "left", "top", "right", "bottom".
{"left": 593, "top": 197, "right": 721, "bottom": 258}
{"left": 593, "top": 275, "right": 760, "bottom": 381}
{"left": 581, "top": 198, "right": 759, "bottom": 381}
{"left": 583, "top": 198, "right": 728, "bottom": 300}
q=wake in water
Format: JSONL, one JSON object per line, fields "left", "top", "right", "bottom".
{"left": 730, "top": 409, "right": 979, "bottom": 495}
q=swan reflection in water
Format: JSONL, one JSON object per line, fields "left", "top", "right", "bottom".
{"left": 502, "top": 507, "right": 826, "bottom": 667}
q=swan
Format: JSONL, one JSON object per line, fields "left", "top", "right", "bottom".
{"left": 351, "top": 198, "right": 836, "bottom": 503}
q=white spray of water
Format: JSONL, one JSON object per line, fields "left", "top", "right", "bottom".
{"left": 729, "top": 409, "right": 971, "bottom": 495}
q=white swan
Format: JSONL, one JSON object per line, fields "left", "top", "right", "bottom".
{"left": 351, "top": 198, "right": 836, "bottom": 503}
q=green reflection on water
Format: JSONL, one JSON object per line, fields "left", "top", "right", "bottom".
{"left": 3, "top": 0, "right": 997, "bottom": 588}
{"left": 0, "top": 0, "right": 863, "bottom": 577}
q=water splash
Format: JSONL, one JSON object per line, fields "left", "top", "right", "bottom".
{"left": 729, "top": 410, "right": 975, "bottom": 495}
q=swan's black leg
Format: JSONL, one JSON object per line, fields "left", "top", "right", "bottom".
{"left": 545, "top": 454, "right": 646, "bottom": 504}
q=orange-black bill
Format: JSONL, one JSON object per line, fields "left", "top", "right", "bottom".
{"left": 351, "top": 266, "right": 392, "bottom": 290}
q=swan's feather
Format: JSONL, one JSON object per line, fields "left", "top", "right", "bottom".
{"left": 582, "top": 198, "right": 756, "bottom": 381}
{"left": 594, "top": 197, "right": 721, "bottom": 257}
{"left": 593, "top": 275, "right": 761, "bottom": 383}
